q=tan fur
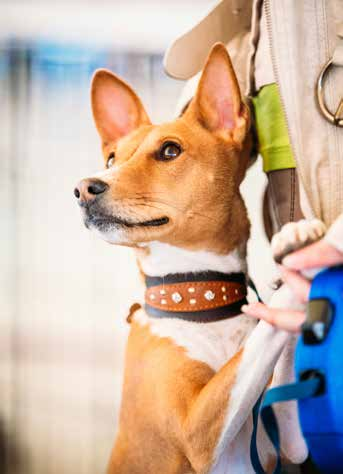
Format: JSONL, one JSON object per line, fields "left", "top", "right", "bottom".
{"left": 76, "top": 44, "right": 272, "bottom": 473}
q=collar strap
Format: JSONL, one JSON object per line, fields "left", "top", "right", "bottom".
{"left": 144, "top": 272, "right": 247, "bottom": 323}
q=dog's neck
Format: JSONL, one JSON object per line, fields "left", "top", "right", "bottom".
{"left": 136, "top": 241, "right": 247, "bottom": 278}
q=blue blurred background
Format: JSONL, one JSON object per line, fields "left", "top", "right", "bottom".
{"left": 0, "top": 2, "right": 270, "bottom": 473}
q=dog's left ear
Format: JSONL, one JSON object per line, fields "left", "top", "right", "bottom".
{"left": 185, "top": 43, "right": 249, "bottom": 144}
{"left": 91, "top": 69, "right": 151, "bottom": 144}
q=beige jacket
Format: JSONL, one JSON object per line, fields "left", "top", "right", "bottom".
{"left": 164, "top": 0, "right": 343, "bottom": 250}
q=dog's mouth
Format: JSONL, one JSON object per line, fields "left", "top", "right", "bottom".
{"left": 85, "top": 213, "right": 169, "bottom": 230}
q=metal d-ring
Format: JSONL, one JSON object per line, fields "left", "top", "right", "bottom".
{"left": 316, "top": 58, "right": 343, "bottom": 127}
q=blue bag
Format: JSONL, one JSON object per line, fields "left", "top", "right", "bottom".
{"left": 251, "top": 266, "right": 343, "bottom": 474}
{"left": 295, "top": 265, "right": 343, "bottom": 472}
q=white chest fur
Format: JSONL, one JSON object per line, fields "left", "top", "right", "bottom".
{"left": 134, "top": 309, "right": 257, "bottom": 372}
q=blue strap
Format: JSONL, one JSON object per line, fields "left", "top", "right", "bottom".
{"left": 250, "top": 394, "right": 266, "bottom": 474}
{"left": 250, "top": 377, "right": 321, "bottom": 473}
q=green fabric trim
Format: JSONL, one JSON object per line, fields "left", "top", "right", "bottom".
{"left": 252, "top": 83, "right": 296, "bottom": 173}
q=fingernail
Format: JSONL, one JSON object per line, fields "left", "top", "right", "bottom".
{"left": 241, "top": 305, "right": 249, "bottom": 312}
{"left": 282, "top": 255, "right": 293, "bottom": 267}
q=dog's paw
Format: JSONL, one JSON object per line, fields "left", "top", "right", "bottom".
{"left": 271, "top": 219, "right": 326, "bottom": 264}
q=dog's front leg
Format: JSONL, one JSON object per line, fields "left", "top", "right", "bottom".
{"left": 269, "top": 337, "right": 308, "bottom": 464}
{"left": 183, "top": 313, "right": 291, "bottom": 473}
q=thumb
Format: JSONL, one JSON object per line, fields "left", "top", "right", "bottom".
{"left": 282, "top": 239, "right": 343, "bottom": 270}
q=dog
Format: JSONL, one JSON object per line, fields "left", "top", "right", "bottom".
{"left": 74, "top": 43, "right": 325, "bottom": 473}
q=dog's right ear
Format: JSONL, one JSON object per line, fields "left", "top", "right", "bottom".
{"left": 91, "top": 69, "right": 151, "bottom": 144}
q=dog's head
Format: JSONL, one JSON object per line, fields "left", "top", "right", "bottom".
{"left": 75, "top": 43, "right": 251, "bottom": 253}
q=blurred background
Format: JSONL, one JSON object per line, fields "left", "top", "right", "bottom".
{"left": 0, "top": 1, "right": 273, "bottom": 473}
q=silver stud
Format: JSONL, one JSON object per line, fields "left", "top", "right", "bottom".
{"left": 188, "top": 287, "right": 195, "bottom": 293}
{"left": 160, "top": 289, "right": 166, "bottom": 295}
{"left": 221, "top": 286, "right": 226, "bottom": 292}
{"left": 161, "top": 298, "right": 167, "bottom": 305}
{"left": 190, "top": 298, "right": 196, "bottom": 305}
{"left": 223, "top": 295, "right": 227, "bottom": 301}
{"left": 204, "top": 290, "right": 215, "bottom": 301}
{"left": 171, "top": 292, "right": 182, "bottom": 304}
{"left": 149, "top": 294, "right": 156, "bottom": 300}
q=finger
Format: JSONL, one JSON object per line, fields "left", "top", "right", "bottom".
{"left": 282, "top": 239, "right": 343, "bottom": 270}
{"left": 241, "top": 302, "right": 305, "bottom": 333}
{"left": 279, "top": 267, "right": 311, "bottom": 303}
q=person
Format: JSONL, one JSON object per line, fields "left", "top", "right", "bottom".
{"left": 164, "top": 0, "right": 343, "bottom": 332}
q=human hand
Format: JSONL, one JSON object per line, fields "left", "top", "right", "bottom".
{"left": 242, "top": 239, "right": 343, "bottom": 332}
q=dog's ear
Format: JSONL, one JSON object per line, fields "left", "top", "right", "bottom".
{"left": 185, "top": 43, "right": 249, "bottom": 143}
{"left": 91, "top": 69, "right": 151, "bottom": 144}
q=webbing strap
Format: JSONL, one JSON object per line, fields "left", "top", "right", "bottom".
{"left": 247, "top": 277, "right": 263, "bottom": 303}
{"left": 251, "top": 394, "right": 266, "bottom": 474}
{"left": 251, "top": 83, "right": 296, "bottom": 173}
{"left": 250, "top": 377, "right": 322, "bottom": 473}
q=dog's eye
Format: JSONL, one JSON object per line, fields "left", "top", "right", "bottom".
{"left": 106, "top": 152, "right": 115, "bottom": 168}
{"left": 157, "top": 141, "right": 182, "bottom": 161}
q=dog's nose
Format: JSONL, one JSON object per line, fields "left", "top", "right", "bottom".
{"left": 74, "top": 178, "right": 109, "bottom": 201}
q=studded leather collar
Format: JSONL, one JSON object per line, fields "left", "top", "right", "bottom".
{"left": 144, "top": 272, "right": 247, "bottom": 323}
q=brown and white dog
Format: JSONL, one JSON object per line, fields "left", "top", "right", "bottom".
{"left": 74, "top": 44, "right": 324, "bottom": 473}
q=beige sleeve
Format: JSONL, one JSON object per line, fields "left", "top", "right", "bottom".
{"left": 324, "top": 213, "right": 343, "bottom": 253}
